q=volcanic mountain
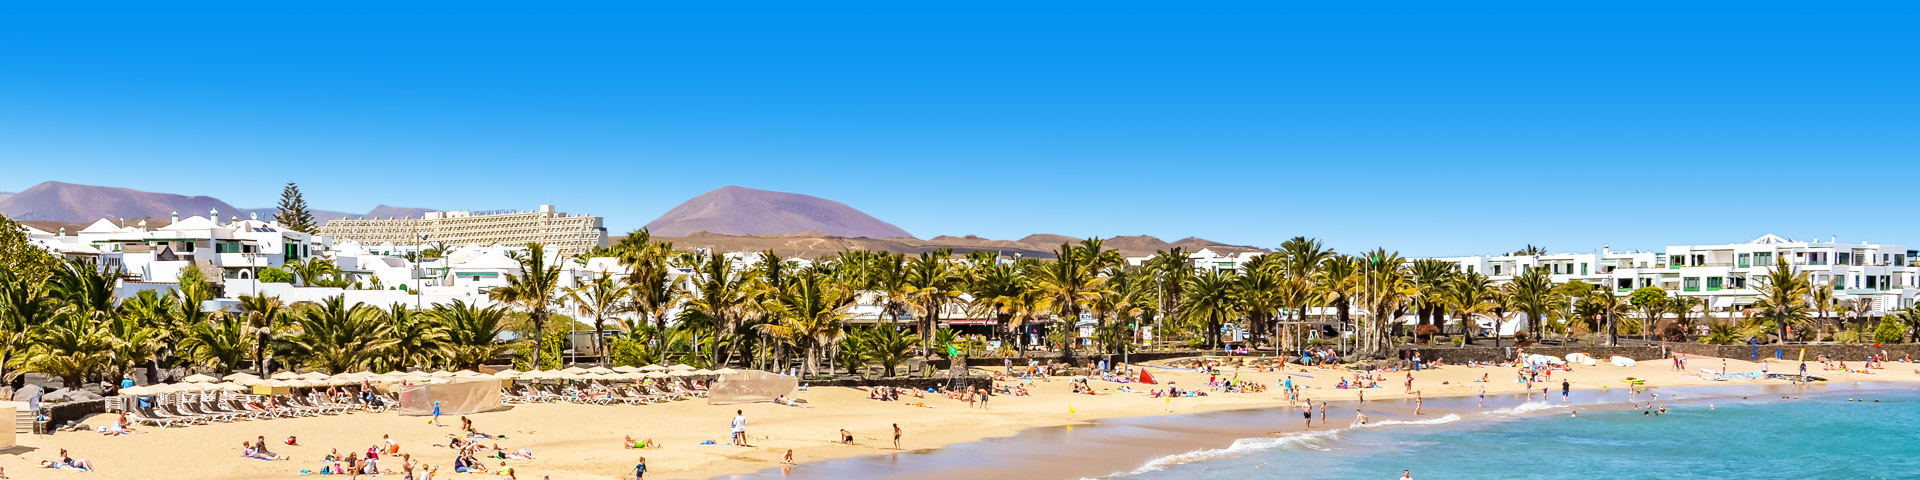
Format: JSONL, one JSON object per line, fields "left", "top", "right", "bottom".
{"left": 0, "top": 181, "right": 430, "bottom": 223}
{"left": 643, "top": 185, "right": 912, "bottom": 239}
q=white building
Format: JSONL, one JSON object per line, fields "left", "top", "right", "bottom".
{"left": 79, "top": 211, "right": 331, "bottom": 285}
{"left": 316, "top": 204, "right": 609, "bottom": 257}
{"left": 1422, "top": 234, "right": 1917, "bottom": 318}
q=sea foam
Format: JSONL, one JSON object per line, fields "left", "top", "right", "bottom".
{"left": 1099, "top": 414, "right": 1460, "bottom": 478}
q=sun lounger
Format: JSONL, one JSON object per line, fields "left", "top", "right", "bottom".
{"left": 127, "top": 408, "right": 178, "bottom": 428}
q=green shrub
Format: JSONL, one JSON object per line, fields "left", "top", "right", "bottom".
{"left": 258, "top": 267, "right": 294, "bottom": 283}
{"left": 1873, "top": 315, "right": 1904, "bottom": 344}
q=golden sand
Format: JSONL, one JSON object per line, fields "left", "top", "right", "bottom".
{"left": 6, "top": 353, "right": 1915, "bottom": 480}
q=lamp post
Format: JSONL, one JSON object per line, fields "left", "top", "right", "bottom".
{"left": 416, "top": 234, "right": 429, "bottom": 310}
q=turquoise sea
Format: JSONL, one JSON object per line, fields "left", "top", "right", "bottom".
{"left": 1116, "top": 387, "right": 1920, "bottom": 480}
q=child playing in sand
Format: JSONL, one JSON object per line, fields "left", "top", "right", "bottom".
{"left": 634, "top": 457, "right": 648, "bottom": 479}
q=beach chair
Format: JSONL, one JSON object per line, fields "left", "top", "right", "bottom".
{"left": 127, "top": 407, "right": 177, "bottom": 428}
{"left": 183, "top": 398, "right": 238, "bottom": 422}
{"left": 670, "top": 382, "right": 706, "bottom": 398}
{"left": 210, "top": 396, "right": 266, "bottom": 420}
{"left": 145, "top": 404, "right": 202, "bottom": 426}
{"left": 643, "top": 384, "right": 684, "bottom": 401}
{"left": 234, "top": 398, "right": 279, "bottom": 419}
{"left": 613, "top": 387, "right": 652, "bottom": 405}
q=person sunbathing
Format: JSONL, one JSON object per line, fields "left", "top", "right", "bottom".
{"left": 54, "top": 449, "right": 97, "bottom": 471}
{"left": 624, "top": 435, "right": 657, "bottom": 449}
{"left": 243, "top": 441, "right": 290, "bottom": 460}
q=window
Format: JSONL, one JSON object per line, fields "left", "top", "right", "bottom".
{"left": 1707, "top": 277, "right": 1723, "bottom": 291}
{"left": 1493, "top": 265, "right": 1502, "bottom": 275}
{"left": 1738, "top": 253, "right": 1751, "bottom": 268}
{"left": 1730, "top": 277, "right": 1746, "bottom": 289}
{"left": 1669, "top": 256, "right": 1684, "bottom": 269}
{"left": 1838, "top": 252, "right": 1851, "bottom": 265}
{"left": 217, "top": 242, "right": 242, "bottom": 253}
{"left": 1854, "top": 275, "right": 1861, "bottom": 289}
{"left": 1867, "top": 275, "right": 1879, "bottom": 289}
{"left": 180, "top": 241, "right": 195, "bottom": 252}
{"left": 1617, "top": 279, "right": 1633, "bottom": 290}
{"left": 1692, "top": 254, "right": 1705, "bottom": 266}
{"left": 1580, "top": 263, "right": 1588, "bottom": 275}
{"left": 1756, "top": 252, "right": 1773, "bottom": 265}
{"left": 1684, "top": 278, "right": 1700, "bottom": 292}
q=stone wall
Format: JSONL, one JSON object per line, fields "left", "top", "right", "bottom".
{"left": 810, "top": 377, "right": 992, "bottom": 391}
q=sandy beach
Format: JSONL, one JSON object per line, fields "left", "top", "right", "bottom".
{"left": 8, "top": 352, "right": 1918, "bottom": 480}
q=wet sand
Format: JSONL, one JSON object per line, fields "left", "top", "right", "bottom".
{"left": 716, "top": 380, "right": 1916, "bottom": 480}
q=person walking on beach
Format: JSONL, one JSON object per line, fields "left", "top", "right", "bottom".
{"left": 1301, "top": 401, "right": 1313, "bottom": 428}
{"left": 892, "top": 423, "right": 902, "bottom": 450}
{"left": 1414, "top": 391, "right": 1423, "bottom": 416}
{"left": 634, "top": 457, "right": 647, "bottom": 479}
{"left": 1404, "top": 373, "right": 1414, "bottom": 394}
{"left": 1561, "top": 380, "right": 1570, "bottom": 404}
{"left": 432, "top": 401, "right": 442, "bottom": 426}
{"left": 731, "top": 410, "right": 748, "bottom": 446}
{"left": 1318, "top": 400, "right": 1327, "bottom": 424}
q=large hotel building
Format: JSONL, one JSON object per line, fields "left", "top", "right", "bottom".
{"left": 316, "top": 204, "right": 609, "bottom": 257}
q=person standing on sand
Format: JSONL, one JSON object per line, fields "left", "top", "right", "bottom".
{"left": 892, "top": 424, "right": 902, "bottom": 450}
{"left": 1319, "top": 400, "right": 1327, "bottom": 424}
{"left": 731, "top": 410, "right": 748, "bottom": 446}
{"left": 1404, "top": 373, "right": 1413, "bottom": 394}
{"left": 432, "top": 401, "right": 442, "bottom": 426}
{"left": 1358, "top": 390, "right": 1365, "bottom": 404}
{"left": 634, "top": 457, "right": 647, "bottom": 479}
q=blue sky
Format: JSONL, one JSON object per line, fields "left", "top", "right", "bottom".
{"left": 2, "top": 2, "right": 1915, "bottom": 256}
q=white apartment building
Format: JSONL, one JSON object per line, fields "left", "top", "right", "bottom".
{"left": 316, "top": 204, "right": 609, "bottom": 257}
{"left": 78, "top": 210, "right": 331, "bottom": 284}
{"left": 1425, "top": 234, "right": 1917, "bottom": 318}
{"left": 1124, "top": 248, "right": 1265, "bottom": 272}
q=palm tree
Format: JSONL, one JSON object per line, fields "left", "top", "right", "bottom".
{"left": 23, "top": 310, "right": 116, "bottom": 388}
{"left": 1278, "top": 237, "right": 1332, "bottom": 351}
{"left": 1751, "top": 257, "right": 1812, "bottom": 344}
{"left": 288, "top": 257, "right": 341, "bottom": 287}
{"left": 488, "top": 243, "right": 563, "bottom": 367}
{"left": 1809, "top": 281, "right": 1834, "bottom": 341}
{"left": 1232, "top": 264, "right": 1283, "bottom": 351}
{"left": 566, "top": 273, "right": 630, "bottom": 365}
{"left": 1180, "top": 268, "right": 1240, "bottom": 350}
{"left": 1314, "top": 256, "right": 1362, "bottom": 344}
{"left": 904, "top": 250, "right": 962, "bottom": 351}
{"left": 1446, "top": 271, "right": 1497, "bottom": 346}
{"left": 180, "top": 313, "right": 254, "bottom": 375}
{"left": 0, "top": 268, "right": 60, "bottom": 383}
{"left": 235, "top": 294, "right": 289, "bottom": 376}
{"left": 1506, "top": 266, "right": 1555, "bottom": 345}
{"left": 1584, "top": 288, "right": 1627, "bottom": 346}
{"left": 860, "top": 326, "right": 917, "bottom": 377}
{"left": 1665, "top": 295, "right": 1704, "bottom": 341}
{"left": 757, "top": 271, "right": 854, "bottom": 376}
{"left": 435, "top": 300, "right": 516, "bottom": 370}
{"left": 684, "top": 252, "right": 754, "bottom": 366}
{"left": 1145, "top": 247, "right": 1193, "bottom": 344}
{"left": 116, "top": 289, "right": 177, "bottom": 382}
{"left": 383, "top": 303, "right": 447, "bottom": 371}
{"left": 287, "top": 296, "right": 396, "bottom": 374}
{"left": 1409, "top": 259, "right": 1458, "bottom": 337}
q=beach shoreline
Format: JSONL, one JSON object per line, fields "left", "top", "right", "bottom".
{"left": 6, "top": 353, "right": 1918, "bottom": 480}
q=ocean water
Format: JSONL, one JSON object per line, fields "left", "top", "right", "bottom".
{"left": 1112, "top": 388, "right": 1920, "bottom": 480}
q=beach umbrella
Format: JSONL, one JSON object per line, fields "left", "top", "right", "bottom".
{"left": 223, "top": 372, "right": 260, "bottom": 381}
{"left": 668, "top": 364, "right": 695, "bottom": 371}
{"left": 216, "top": 382, "right": 248, "bottom": 391}
{"left": 299, "top": 372, "right": 331, "bottom": 380}
{"left": 713, "top": 368, "right": 739, "bottom": 375}
{"left": 183, "top": 382, "right": 218, "bottom": 391}
{"left": 146, "top": 384, "right": 179, "bottom": 394}
{"left": 561, "top": 366, "right": 590, "bottom": 375}
{"left": 119, "top": 385, "right": 152, "bottom": 396}
{"left": 402, "top": 371, "right": 433, "bottom": 380}
{"left": 639, "top": 365, "right": 667, "bottom": 372}
{"left": 612, "top": 366, "right": 642, "bottom": 373}
{"left": 692, "top": 369, "right": 715, "bottom": 376}
{"left": 181, "top": 373, "right": 219, "bottom": 383}
{"left": 283, "top": 379, "right": 311, "bottom": 388}
{"left": 494, "top": 368, "right": 523, "bottom": 376}
{"left": 270, "top": 371, "right": 301, "bottom": 380}
{"left": 586, "top": 366, "right": 615, "bottom": 374}
{"left": 668, "top": 370, "right": 692, "bottom": 377}
{"left": 429, "top": 370, "right": 456, "bottom": 377}
{"left": 454, "top": 370, "right": 483, "bottom": 377}
{"left": 645, "top": 371, "right": 670, "bottom": 379}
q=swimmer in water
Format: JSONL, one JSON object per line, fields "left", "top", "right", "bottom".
{"left": 1355, "top": 410, "right": 1368, "bottom": 425}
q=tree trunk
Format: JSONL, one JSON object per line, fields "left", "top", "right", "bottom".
{"left": 1606, "top": 313, "right": 1619, "bottom": 346}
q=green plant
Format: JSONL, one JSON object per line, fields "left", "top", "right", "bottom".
{"left": 1873, "top": 315, "right": 1904, "bottom": 344}
{"left": 258, "top": 267, "right": 294, "bottom": 283}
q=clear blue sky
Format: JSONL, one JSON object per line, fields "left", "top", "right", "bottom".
{"left": 3, "top": 2, "right": 1915, "bottom": 256}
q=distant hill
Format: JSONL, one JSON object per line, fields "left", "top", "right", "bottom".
{"left": 647, "top": 231, "right": 1266, "bottom": 260}
{"left": 0, "top": 181, "right": 430, "bottom": 225}
{"left": 643, "top": 185, "right": 912, "bottom": 238}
